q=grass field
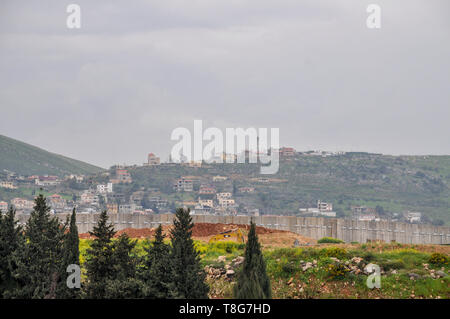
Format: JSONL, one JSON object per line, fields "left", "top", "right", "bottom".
{"left": 78, "top": 238, "right": 449, "bottom": 299}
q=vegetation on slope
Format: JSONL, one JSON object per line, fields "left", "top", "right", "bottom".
{"left": 110, "top": 153, "right": 450, "bottom": 224}
{"left": 0, "top": 134, "right": 103, "bottom": 176}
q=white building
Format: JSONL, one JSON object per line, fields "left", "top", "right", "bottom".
{"left": 0, "top": 201, "right": 8, "bottom": 212}
{"left": 405, "top": 212, "right": 421, "bottom": 223}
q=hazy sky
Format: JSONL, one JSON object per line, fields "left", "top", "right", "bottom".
{"left": 1, "top": 0, "right": 449, "bottom": 168}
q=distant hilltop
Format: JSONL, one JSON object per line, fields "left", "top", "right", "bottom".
{"left": 0, "top": 134, "right": 104, "bottom": 177}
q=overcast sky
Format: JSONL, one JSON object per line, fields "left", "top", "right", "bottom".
{"left": 1, "top": 0, "right": 449, "bottom": 168}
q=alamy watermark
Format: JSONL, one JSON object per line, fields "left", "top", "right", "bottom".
{"left": 170, "top": 120, "right": 280, "bottom": 174}
{"left": 366, "top": 4, "right": 381, "bottom": 29}
{"left": 66, "top": 264, "right": 81, "bottom": 289}
{"left": 365, "top": 263, "right": 381, "bottom": 289}
{"left": 66, "top": 4, "right": 81, "bottom": 29}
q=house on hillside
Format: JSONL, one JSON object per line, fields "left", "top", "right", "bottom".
{"left": 146, "top": 153, "right": 160, "bottom": 166}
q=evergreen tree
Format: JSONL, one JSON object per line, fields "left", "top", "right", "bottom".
{"left": 170, "top": 208, "right": 209, "bottom": 299}
{"left": 140, "top": 224, "right": 177, "bottom": 298}
{"left": 9, "top": 194, "right": 66, "bottom": 299}
{"left": 84, "top": 210, "right": 116, "bottom": 299}
{"left": 233, "top": 221, "right": 271, "bottom": 299}
{"left": 104, "top": 233, "right": 142, "bottom": 298}
{"left": 0, "top": 206, "right": 23, "bottom": 298}
{"left": 59, "top": 208, "right": 80, "bottom": 299}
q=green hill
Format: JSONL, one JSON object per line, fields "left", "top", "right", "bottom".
{"left": 102, "top": 153, "right": 450, "bottom": 225}
{"left": 0, "top": 134, "right": 104, "bottom": 176}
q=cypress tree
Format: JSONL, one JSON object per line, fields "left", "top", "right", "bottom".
{"left": 233, "top": 221, "right": 271, "bottom": 299}
{"left": 104, "top": 233, "right": 142, "bottom": 298}
{"left": 0, "top": 206, "right": 23, "bottom": 298}
{"left": 10, "top": 194, "right": 66, "bottom": 299}
{"left": 84, "top": 210, "right": 116, "bottom": 299}
{"left": 59, "top": 208, "right": 80, "bottom": 299}
{"left": 170, "top": 208, "right": 209, "bottom": 299}
{"left": 140, "top": 224, "right": 177, "bottom": 298}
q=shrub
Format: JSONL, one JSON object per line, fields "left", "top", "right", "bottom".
{"left": 318, "top": 237, "right": 344, "bottom": 244}
{"left": 379, "top": 259, "right": 405, "bottom": 271}
{"left": 282, "top": 262, "right": 297, "bottom": 274}
{"left": 429, "top": 253, "right": 449, "bottom": 265}
{"left": 362, "top": 251, "right": 376, "bottom": 263}
{"left": 322, "top": 247, "right": 348, "bottom": 259}
{"left": 326, "top": 263, "right": 349, "bottom": 280}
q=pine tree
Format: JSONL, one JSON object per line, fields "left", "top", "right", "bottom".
{"left": 59, "top": 208, "right": 80, "bottom": 299}
{"left": 0, "top": 206, "right": 23, "bottom": 298}
{"left": 84, "top": 210, "right": 116, "bottom": 299}
{"left": 233, "top": 220, "right": 271, "bottom": 299}
{"left": 9, "top": 194, "right": 66, "bottom": 299}
{"left": 140, "top": 224, "right": 177, "bottom": 298}
{"left": 170, "top": 208, "right": 209, "bottom": 299}
{"left": 104, "top": 233, "right": 142, "bottom": 298}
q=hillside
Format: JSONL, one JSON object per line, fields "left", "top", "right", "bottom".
{"left": 0, "top": 134, "right": 104, "bottom": 177}
{"left": 104, "top": 153, "right": 450, "bottom": 225}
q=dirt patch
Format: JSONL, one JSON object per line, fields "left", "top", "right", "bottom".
{"left": 79, "top": 222, "right": 315, "bottom": 247}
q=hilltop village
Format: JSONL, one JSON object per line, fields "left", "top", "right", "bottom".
{"left": 1, "top": 148, "right": 441, "bottom": 227}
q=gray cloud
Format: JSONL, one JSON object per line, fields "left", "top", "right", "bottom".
{"left": 1, "top": 0, "right": 449, "bottom": 168}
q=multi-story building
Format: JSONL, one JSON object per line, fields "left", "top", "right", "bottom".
{"left": 317, "top": 200, "right": 333, "bottom": 212}
{"left": 199, "top": 185, "right": 216, "bottom": 195}
{"left": 212, "top": 176, "right": 228, "bottom": 182}
{"left": 80, "top": 190, "right": 99, "bottom": 206}
{"left": 146, "top": 153, "right": 160, "bottom": 165}
{"left": 217, "top": 192, "right": 232, "bottom": 200}
{"left": 0, "top": 181, "right": 17, "bottom": 189}
{"left": 198, "top": 198, "right": 214, "bottom": 207}
{"left": 174, "top": 178, "right": 193, "bottom": 192}
{"left": 191, "top": 204, "right": 213, "bottom": 215}
{"left": 0, "top": 201, "right": 8, "bottom": 212}
{"left": 110, "top": 168, "right": 132, "bottom": 184}
{"left": 218, "top": 198, "right": 235, "bottom": 209}
{"left": 405, "top": 211, "right": 421, "bottom": 223}
{"left": 35, "top": 176, "right": 60, "bottom": 186}
{"left": 107, "top": 203, "right": 119, "bottom": 214}
{"left": 279, "top": 147, "right": 295, "bottom": 157}
{"left": 47, "top": 194, "right": 66, "bottom": 210}
{"left": 358, "top": 214, "right": 378, "bottom": 222}
{"left": 11, "top": 198, "right": 34, "bottom": 211}
{"left": 119, "top": 203, "right": 142, "bottom": 214}
{"left": 239, "top": 187, "right": 255, "bottom": 193}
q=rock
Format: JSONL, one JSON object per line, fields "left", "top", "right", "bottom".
{"left": 302, "top": 262, "right": 313, "bottom": 272}
{"left": 226, "top": 269, "right": 235, "bottom": 277}
{"left": 436, "top": 270, "right": 447, "bottom": 278}
{"left": 352, "top": 257, "right": 363, "bottom": 264}
{"left": 225, "top": 264, "right": 231, "bottom": 270}
{"left": 217, "top": 256, "right": 227, "bottom": 263}
{"left": 232, "top": 256, "right": 244, "bottom": 267}
{"left": 408, "top": 273, "right": 420, "bottom": 280}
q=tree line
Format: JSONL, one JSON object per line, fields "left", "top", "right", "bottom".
{"left": 0, "top": 194, "right": 271, "bottom": 299}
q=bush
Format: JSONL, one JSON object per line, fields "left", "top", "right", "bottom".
{"left": 322, "top": 247, "right": 348, "bottom": 259}
{"left": 282, "top": 262, "right": 297, "bottom": 274}
{"left": 379, "top": 259, "right": 405, "bottom": 271}
{"left": 362, "top": 251, "right": 376, "bottom": 263}
{"left": 326, "top": 263, "right": 349, "bottom": 280}
{"left": 318, "top": 237, "right": 344, "bottom": 244}
{"left": 429, "top": 253, "right": 449, "bottom": 265}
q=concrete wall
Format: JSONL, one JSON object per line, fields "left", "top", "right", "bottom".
{"left": 16, "top": 213, "right": 450, "bottom": 245}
